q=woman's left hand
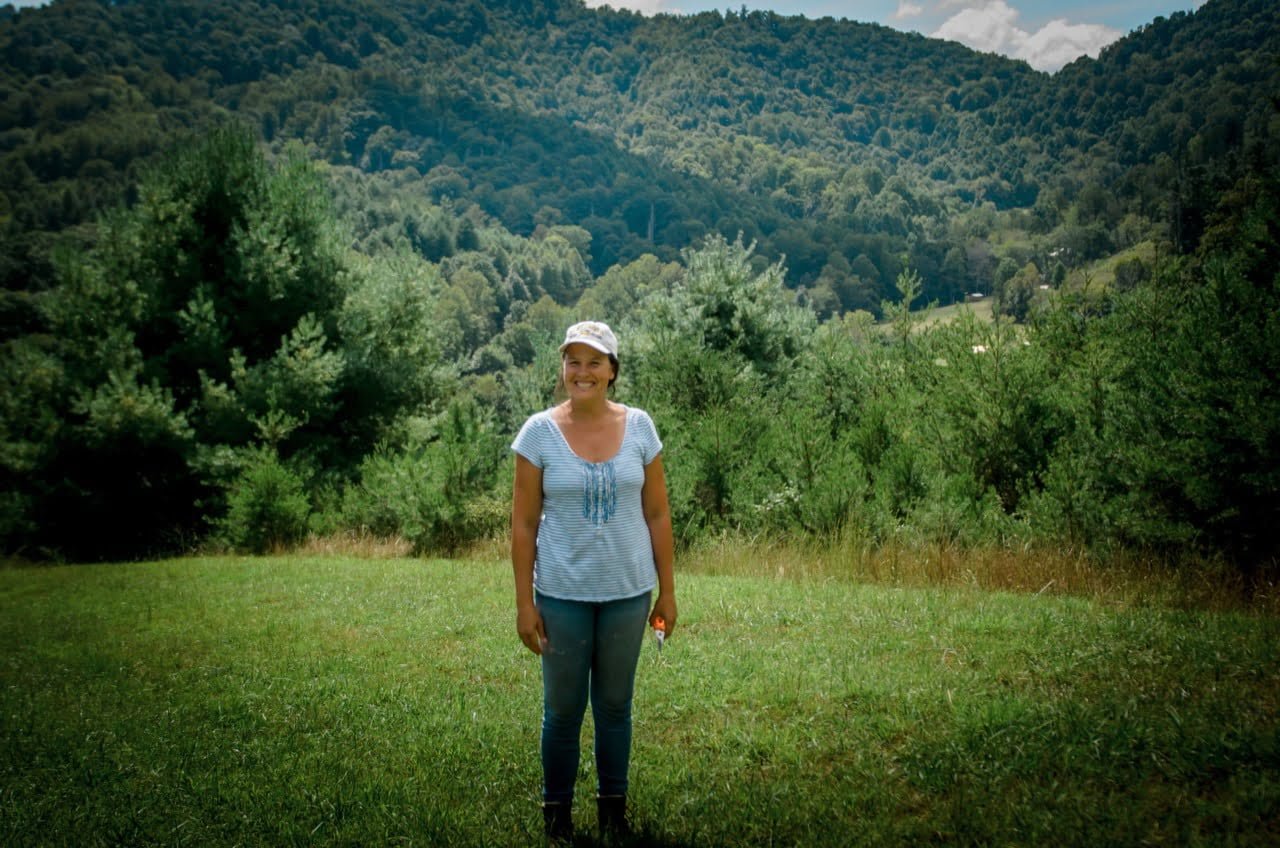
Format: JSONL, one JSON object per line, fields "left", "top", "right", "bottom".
{"left": 650, "top": 593, "right": 677, "bottom": 639}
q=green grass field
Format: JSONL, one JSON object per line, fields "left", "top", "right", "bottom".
{"left": 2, "top": 555, "right": 1277, "bottom": 846}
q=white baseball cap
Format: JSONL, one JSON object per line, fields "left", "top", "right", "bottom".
{"left": 559, "top": 321, "right": 618, "bottom": 357}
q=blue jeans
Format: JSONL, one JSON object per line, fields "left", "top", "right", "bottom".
{"left": 537, "top": 590, "right": 651, "bottom": 804}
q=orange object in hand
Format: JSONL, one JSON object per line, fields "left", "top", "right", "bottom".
{"left": 653, "top": 616, "right": 666, "bottom": 651}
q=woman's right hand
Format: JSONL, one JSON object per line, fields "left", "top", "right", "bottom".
{"left": 517, "top": 604, "right": 547, "bottom": 655}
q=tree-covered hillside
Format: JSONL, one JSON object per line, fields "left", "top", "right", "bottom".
{"left": 4, "top": 0, "right": 1278, "bottom": 305}
{"left": 1, "top": 0, "right": 1278, "bottom": 569}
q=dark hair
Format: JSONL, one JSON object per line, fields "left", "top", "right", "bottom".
{"left": 608, "top": 355, "right": 620, "bottom": 388}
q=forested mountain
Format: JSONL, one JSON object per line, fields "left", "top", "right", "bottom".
{"left": 4, "top": 0, "right": 1278, "bottom": 305}
{"left": 2, "top": 0, "right": 1278, "bottom": 566}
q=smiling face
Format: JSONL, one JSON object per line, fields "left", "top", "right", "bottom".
{"left": 561, "top": 342, "right": 617, "bottom": 401}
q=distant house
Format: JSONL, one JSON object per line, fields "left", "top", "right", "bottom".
{"left": 965, "top": 292, "right": 986, "bottom": 303}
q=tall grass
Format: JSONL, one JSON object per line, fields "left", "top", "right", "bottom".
{"left": 2, "top": 554, "right": 1277, "bottom": 846}
{"left": 679, "top": 535, "right": 1276, "bottom": 614}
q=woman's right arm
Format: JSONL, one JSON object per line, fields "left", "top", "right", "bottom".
{"left": 511, "top": 453, "right": 546, "bottom": 655}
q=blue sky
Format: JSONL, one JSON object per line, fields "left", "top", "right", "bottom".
{"left": 5, "top": 0, "right": 1207, "bottom": 73}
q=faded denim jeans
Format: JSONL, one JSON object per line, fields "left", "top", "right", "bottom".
{"left": 536, "top": 590, "right": 651, "bottom": 804}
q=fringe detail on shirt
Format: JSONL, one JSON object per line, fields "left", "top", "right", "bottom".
{"left": 582, "top": 460, "right": 617, "bottom": 526}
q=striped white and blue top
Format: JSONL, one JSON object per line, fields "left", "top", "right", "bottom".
{"left": 512, "top": 406, "right": 663, "bottom": 602}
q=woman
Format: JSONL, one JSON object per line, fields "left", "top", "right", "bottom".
{"left": 511, "top": 320, "right": 677, "bottom": 842}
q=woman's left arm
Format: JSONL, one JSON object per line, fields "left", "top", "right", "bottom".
{"left": 642, "top": 454, "right": 677, "bottom": 636}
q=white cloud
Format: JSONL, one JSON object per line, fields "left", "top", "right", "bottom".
{"left": 583, "top": 0, "right": 674, "bottom": 14}
{"left": 934, "top": 1, "right": 1023, "bottom": 54}
{"left": 1015, "top": 18, "right": 1121, "bottom": 70}
{"left": 932, "top": 1, "right": 1121, "bottom": 72}
{"left": 894, "top": 2, "right": 924, "bottom": 20}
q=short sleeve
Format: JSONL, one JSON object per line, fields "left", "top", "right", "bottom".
{"left": 511, "top": 413, "right": 547, "bottom": 469}
{"left": 632, "top": 408, "right": 663, "bottom": 465}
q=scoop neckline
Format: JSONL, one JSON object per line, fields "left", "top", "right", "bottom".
{"left": 546, "top": 406, "right": 629, "bottom": 465}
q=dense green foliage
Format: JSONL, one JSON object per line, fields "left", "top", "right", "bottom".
{"left": 2, "top": 558, "right": 1277, "bottom": 845}
{"left": 1, "top": 0, "right": 1278, "bottom": 575}
{"left": 4, "top": 0, "right": 1279, "bottom": 299}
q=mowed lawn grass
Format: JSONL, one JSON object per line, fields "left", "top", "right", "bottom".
{"left": 2, "top": 556, "right": 1277, "bottom": 846}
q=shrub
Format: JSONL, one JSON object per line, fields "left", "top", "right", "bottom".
{"left": 342, "top": 398, "right": 507, "bottom": 556}
{"left": 219, "top": 450, "right": 311, "bottom": 554}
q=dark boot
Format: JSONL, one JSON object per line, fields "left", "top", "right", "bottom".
{"left": 596, "top": 795, "right": 631, "bottom": 841}
{"left": 543, "top": 801, "right": 573, "bottom": 843}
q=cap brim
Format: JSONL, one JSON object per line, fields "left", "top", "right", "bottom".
{"left": 559, "top": 339, "right": 614, "bottom": 356}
